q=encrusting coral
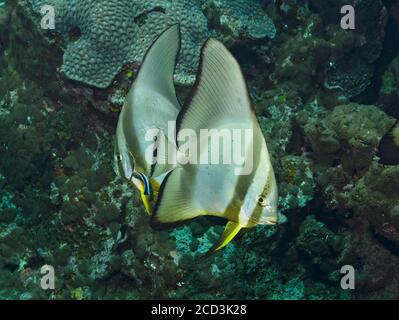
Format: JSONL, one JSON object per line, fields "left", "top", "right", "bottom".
{"left": 322, "top": 0, "right": 387, "bottom": 98}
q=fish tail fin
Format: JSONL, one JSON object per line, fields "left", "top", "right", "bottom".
{"left": 205, "top": 221, "right": 243, "bottom": 256}
{"left": 377, "top": 122, "right": 399, "bottom": 165}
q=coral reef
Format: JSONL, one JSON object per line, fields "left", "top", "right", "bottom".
{"left": 203, "top": 0, "right": 276, "bottom": 40}
{"left": 321, "top": 0, "right": 388, "bottom": 98}
{"left": 26, "top": 0, "right": 275, "bottom": 88}
{"left": 1, "top": 0, "right": 399, "bottom": 301}
{"left": 27, "top": 0, "right": 209, "bottom": 87}
{"left": 349, "top": 164, "right": 399, "bottom": 246}
{"left": 325, "top": 56, "right": 375, "bottom": 98}
{"left": 299, "top": 103, "right": 394, "bottom": 173}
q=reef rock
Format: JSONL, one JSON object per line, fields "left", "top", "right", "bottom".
{"left": 349, "top": 164, "right": 399, "bottom": 247}
{"left": 323, "top": 0, "right": 388, "bottom": 98}
{"left": 26, "top": 0, "right": 276, "bottom": 88}
{"left": 298, "top": 102, "right": 395, "bottom": 210}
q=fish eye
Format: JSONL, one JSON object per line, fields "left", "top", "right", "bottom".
{"left": 257, "top": 195, "right": 267, "bottom": 207}
{"left": 116, "top": 154, "right": 122, "bottom": 161}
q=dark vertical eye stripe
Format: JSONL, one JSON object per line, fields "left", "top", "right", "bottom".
{"left": 138, "top": 172, "right": 151, "bottom": 195}
{"left": 150, "top": 128, "right": 161, "bottom": 177}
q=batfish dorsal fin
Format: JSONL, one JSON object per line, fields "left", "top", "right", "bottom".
{"left": 176, "top": 38, "right": 258, "bottom": 142}
{"left": 134, "top": 24, "right": 181, "bottom": 107}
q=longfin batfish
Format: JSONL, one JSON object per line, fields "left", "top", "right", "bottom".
{"left": 114, "top": 24, "right": 181, "bottom": 214}
{"left": 151, "top": 38, "right": 285, "bottom": 254}
{"left": 377, "top": 121, "right": 399, "bottom": 165}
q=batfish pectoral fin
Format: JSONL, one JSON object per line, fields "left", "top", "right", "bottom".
{"left": 150, "top": 167, "right": 226, "bottom": 230}
{"left": 205, "top": 221, "right": 243, "bottom": 256}
{"left": 151, "top": 168, "right": 203, "bottom": 229}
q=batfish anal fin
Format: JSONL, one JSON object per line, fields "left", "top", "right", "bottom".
{"left": 205, "top": 221, "right": 243, "bottom": 256}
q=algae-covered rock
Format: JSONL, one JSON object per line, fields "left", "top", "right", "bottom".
{"left": 349, "top": 164, "right": 399, "bottom": 246}
{"left": 278, "top": 155, "right": 315, "bottom": 210}
{"left": 298, "top": 102, "right": 395, "bottom": 210}
{"left": 321, "top": 0, "right": 387, "bottom": 98}
{"left": 203, "top": 0, "right": 276, "bottom": 40}
{"left": 301, "top": 103, "right": 394, "bottom": 171}
{"left": 296, "top": 216, "right": 349, "bottom": 280}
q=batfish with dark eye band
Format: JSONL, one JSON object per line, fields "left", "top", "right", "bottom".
{"left": 113, "top": 24, "right": 182, "bottom": 214}
{"left": 150, "top": 38, "right": 286, "bottom": 254}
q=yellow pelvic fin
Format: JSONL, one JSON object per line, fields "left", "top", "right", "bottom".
{"left": 206, "top": 221, "right": 243, "bottom": 255}
{"left": 131, "top": 179, "right": 151, "bottom": 215}
{"left": 141, "top": 193, "right": 153, "bottom": 216}
{"left": 140, "top": 178, "right": 161, "bottom": 216}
